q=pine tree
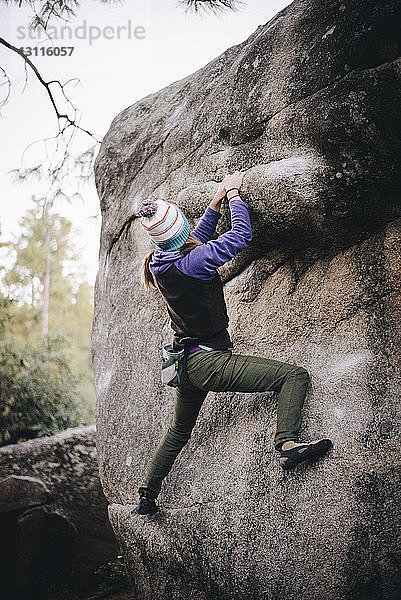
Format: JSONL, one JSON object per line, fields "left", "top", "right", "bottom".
{"left": 2, "top": 196, "right": 78, "bottom": 342}
{"left": 0, "top": 199, "right": 95, "bottom": 444}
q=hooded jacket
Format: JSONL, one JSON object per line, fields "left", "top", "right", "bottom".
{"left": 149, "top": 196, "right": 252, "bottom": 351}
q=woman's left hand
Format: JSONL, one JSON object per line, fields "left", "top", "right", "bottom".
{"left": 210, "top": 180, "right": 227, "bottom": 212}
{"left": 214, "top": 180, "right": 227, "bottom": 202}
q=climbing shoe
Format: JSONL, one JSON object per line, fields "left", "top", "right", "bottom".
{"left": 276, "top": 438, "right": 333, "bottom": 471}
{"left": 136, "top": 491, "right": 159, "bottom": 516}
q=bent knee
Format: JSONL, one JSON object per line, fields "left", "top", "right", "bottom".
{"left": 297, "top": 366, "right": 310, "bottom": 381}
{"left": 288, "top": 365, "right": 309, "bottom": 381}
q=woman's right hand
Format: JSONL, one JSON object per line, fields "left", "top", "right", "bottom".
{"left": 223, "top": 170, "right": 243, "bottom": 195}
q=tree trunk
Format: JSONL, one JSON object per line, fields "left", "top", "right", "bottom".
{"left": 41, "top": 227, "right": 50, "bottom": 339}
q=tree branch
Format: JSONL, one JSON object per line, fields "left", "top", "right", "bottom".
{"left": 179, "top": 0, "right": 243, "bottom": 13}
{"left": 0, "top": 36, "right": 100, "bottom": 142}
{"left": 0, "top": 65, "right": 11, "bottom": 111}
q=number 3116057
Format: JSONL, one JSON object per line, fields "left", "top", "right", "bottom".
{"left": 19, "top": 47, "right": 74, "bottom": 57}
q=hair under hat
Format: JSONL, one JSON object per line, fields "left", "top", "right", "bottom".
{"left": 138, "top": 198, "right": 190, "bottom": 252}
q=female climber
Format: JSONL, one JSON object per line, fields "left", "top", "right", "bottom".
{"left": 136, "top": 170, "right": 333, "bottom": 515}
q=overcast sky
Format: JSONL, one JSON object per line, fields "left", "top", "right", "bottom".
{"left": 0, "top": 0, "right": 291, "bottom": 286}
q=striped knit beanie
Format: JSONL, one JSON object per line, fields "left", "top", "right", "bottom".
{"left": 138, "top": 198, "right": 190, "bottom": 252}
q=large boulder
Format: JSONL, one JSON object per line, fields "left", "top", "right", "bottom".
{"left": 0, "top": 426, "right": 119, "bottom": 599}
{"left": 92, "top": 0, "right": 401, "bottom": 598}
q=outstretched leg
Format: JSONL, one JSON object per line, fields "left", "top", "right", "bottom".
{"left": 138, "top": 380, "right": 208, "bottom": 505}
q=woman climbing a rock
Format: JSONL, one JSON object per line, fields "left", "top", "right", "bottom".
{"left": 136, "top": 170, "right": 333, "bottom": 515}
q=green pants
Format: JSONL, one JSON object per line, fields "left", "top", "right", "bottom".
{"left": 138, "top": 349, "right": 309, "bottom": 500}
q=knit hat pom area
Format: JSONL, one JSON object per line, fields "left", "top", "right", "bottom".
{"left": 139, "top": 198, "right": 190, "bottom": 252}
{"left": 138, "top": 199, "right": 158, "bottom": 217}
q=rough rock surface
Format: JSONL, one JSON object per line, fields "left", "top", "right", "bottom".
{"left": 0, "top": 425, "right": 119, "bottom": 598}
{"left": 92, "top": 0, "right": 401, "bottom": 598}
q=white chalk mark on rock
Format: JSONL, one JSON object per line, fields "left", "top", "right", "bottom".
{"left": 322, "top": 25, "right": 336, "bottom": 40}
{"left": 97, "top": 369, "right": 112, "bottom": 394}
{"left": 329, "top": 351, "right": 372, "bottom": 376}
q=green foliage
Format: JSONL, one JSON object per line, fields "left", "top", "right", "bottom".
{"left": 43, "top": 553, "right": 130, "bottom": 599}
{"left": 0, "top": 333, "right": 87, "bottom": 446}
{"left": 3, "top": 196, "right": 77, "bottom": 317}
{"left": 0, "top": 295, "right": 13, "bottom": 335}
{"left": 94, "top": 554, "right": 129, "bottom": 591}
{"left": 0, "top": 198, "right": 96, "bottom": 445}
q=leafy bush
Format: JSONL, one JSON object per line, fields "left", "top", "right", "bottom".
{"left": 94, "top": 554, "right": 129, "bottom": 591}
{"left": 0, "top": 333, "right": 88, "bottom": 446}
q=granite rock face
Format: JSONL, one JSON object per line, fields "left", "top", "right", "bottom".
{"left": 92, "top": 0, "right": 401, "bottom": 598}
{"left": 0, "top": 426, "right": 119, "bottom": 599}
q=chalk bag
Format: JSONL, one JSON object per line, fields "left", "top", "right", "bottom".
{"left": 161, "top": 345, "right": 186, "bottom": 388}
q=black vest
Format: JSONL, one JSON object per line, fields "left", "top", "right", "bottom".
{"left": 155, "top": 264, "right": 233, "bottom": 352}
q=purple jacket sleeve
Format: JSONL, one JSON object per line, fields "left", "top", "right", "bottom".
{"left": 191, "top": 206, "right": 221, "bottom": 243}
{"left": 176, "top": 197, "right": 252, "bottom": 280}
